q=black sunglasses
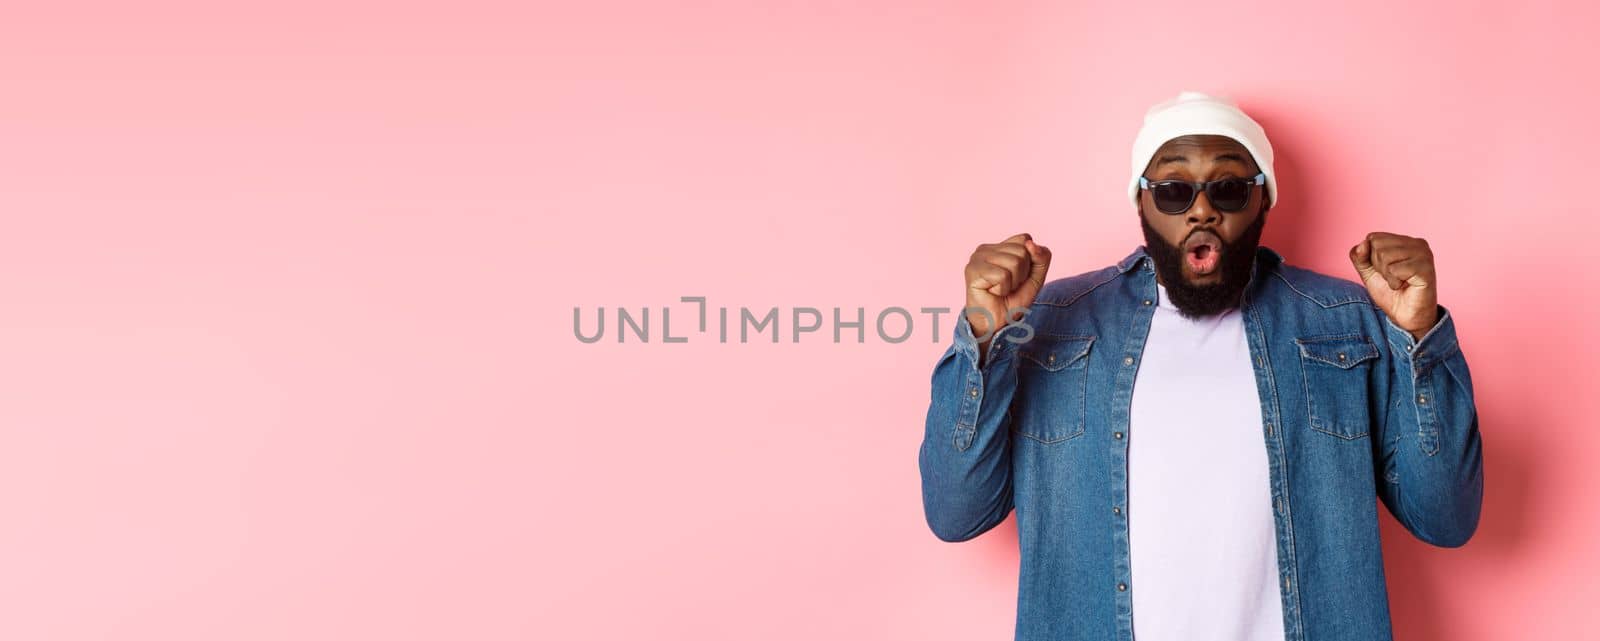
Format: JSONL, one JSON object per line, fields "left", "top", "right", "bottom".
{"left": 1138, "top": 172, "right": 1265, "bottom": 215}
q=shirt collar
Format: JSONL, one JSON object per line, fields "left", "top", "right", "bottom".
{"left": 1154, "top": 281, "right": 1171, "bottom": 308}
{"left": 1116, "top": 246, "right": 1152, "bottom": 273}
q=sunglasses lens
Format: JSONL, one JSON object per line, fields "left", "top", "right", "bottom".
{"left": 1208, "top": 179, "right": 1252, "bottom": 211}
{"left": 1150, "top": 183, "right": 1195, "bottom": 214}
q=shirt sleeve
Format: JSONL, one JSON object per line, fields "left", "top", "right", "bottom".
{"left": 1372, "top": 304, "right": 1485, "bottom": 547}
{"left": 917, "top": 311, "right": 1027, "bottom": 542}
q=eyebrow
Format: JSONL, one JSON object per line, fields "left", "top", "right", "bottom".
{"left": 1153, "top": 152, "right": 1251, "bottom": 168}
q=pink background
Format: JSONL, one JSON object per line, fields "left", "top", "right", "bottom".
{"left": 2, "top": 1, "right": 1596, "bottom": 639}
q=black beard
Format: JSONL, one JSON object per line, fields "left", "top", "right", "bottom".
{"left": 1139, "top": 211, "right": 1266, "bottom": 319}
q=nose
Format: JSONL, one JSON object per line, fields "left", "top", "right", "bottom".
{"left": 1186, "top": 191, "right": 1221, "bottom": 226}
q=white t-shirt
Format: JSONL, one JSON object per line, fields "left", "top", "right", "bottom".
{"left": 1127, "top": 283, "right": 1285, "bottom": 641}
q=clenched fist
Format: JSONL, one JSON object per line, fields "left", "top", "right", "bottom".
{"left": 1350, "top": 231, "right": 1439, "bottom": 340}
{"left": 964, "top": 232, "right": 1052, "bottom": 345}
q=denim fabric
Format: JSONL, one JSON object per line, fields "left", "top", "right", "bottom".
{"left": 918, "top": 245, "right": 1484, "bottom": 641}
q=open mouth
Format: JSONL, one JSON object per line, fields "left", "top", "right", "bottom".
{"left": 1183, "top": 231, "right": 1222, "bottom": 275}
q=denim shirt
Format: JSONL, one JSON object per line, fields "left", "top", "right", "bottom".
{"left": 918, "top": 245, "right": 1484, "bottom": 641}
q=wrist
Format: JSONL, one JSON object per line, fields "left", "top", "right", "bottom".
{"left": 1401, "top": 308, "right": 1441, "bottom": 341}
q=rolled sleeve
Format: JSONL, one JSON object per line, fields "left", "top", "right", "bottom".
{"left": 1382, "top": 304, "right": 1461, "bottom": 371}
{"left": 918, "top": 310, "right": 1027, "bottom": 541}
{"left": 947, "top": 311, "right": 1027, "bottom": 431}
{"left": 1373, "top": 302, "right": 1483, "bottom": 547}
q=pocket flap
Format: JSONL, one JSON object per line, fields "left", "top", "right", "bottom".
{"left": 1019, "top": 335, "right": 1095, "bottom": 371}
{"left": 1296, "top": 334, "right": 1379, "bottom": 369}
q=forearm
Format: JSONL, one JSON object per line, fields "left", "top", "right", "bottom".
{"left": 1374, "top": 306, "right": 1485, "bottom": 547}
{"left": 918, "top": 313, "right": 1022, "bottom": 542}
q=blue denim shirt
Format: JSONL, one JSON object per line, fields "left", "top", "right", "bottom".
{"left": 919, "top": 245, "right": 1483, "bottom": 641}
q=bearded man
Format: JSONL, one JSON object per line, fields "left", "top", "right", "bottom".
{"left": 918, "top": 91, "right": 1483, "bottom": 641}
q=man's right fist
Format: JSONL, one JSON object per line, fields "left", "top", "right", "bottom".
{"left": 963, "top": 232, "right": 1052, "bottom": 342}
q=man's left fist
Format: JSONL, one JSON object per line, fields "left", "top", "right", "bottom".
{"left": 1350, "top": 232, "right": 1438, "bottom": 339}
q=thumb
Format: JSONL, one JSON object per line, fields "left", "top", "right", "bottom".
{"left": 1025, "top": 239, "right": 1052, "bottom": 289}
{"left": 1349, "top": 240, "right": 1379, "bottom": 283}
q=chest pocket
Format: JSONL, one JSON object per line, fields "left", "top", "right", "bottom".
{"left": 1011, "top": 334, "right": 1094, "bottom": 444}
{"left": 1295, "top": 333, "right": 1380, "bottom": 440}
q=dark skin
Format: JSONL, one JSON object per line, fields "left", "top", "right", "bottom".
{"left": 1136, "top": 134, "right": 1438, "bottom": 338}
{"left": 1137, "top": 134, "right": 1268, "bottom": 287}
{"left": 963, "top": 136, "right": 1441, "bottom": 359}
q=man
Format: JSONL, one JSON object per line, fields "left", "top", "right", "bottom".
{"left": 918, "top": 91, "right": 1483, "bottom": 641}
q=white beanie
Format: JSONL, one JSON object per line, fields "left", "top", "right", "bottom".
{"left": 1128, "top": 91, "right": 1276, "bottom": 209}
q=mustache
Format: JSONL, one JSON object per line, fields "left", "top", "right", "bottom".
{"left": 1139, "top": 212, "right": 1268, "bottom": 318}
{"left": 1182, "top": 227, "right": 1228, "bottom": 248}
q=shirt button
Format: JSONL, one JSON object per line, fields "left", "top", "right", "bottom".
{"left": 1117, "top": 582, "right": 1127, "bottom": 592}
{"left": 1113, "top": 506, "right": 1122, "bottom": 515}
{"left": 1418, "top": 395, "right": 1427, "bottom": 404}
{"left": 1143, "top": 299, "right": 1152, "bottom": 306}
{"left": 1406, "top": 345, "right": 1414, "bottom": 352}
{"left": 1047, "top": 354, "right": 1055, "bottom": 364}
{"left": 1123, "top": 356, "right": 1134, "bottom": 366}
{"left": 1113, "top": 432, "right": 1124, "bottom": 440}
{"left": 1337, "top": 353, "right": 1347, "bottom": 362}
{"left": 968, "top": 387, "right": 979, "bottom": 398}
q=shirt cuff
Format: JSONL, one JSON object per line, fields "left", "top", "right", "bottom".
{"left": 1382, "top": 304, "right": 1460, "bottom": 368}
{"left": 951, "top": 310, "right": 1026, "bottom": 371}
